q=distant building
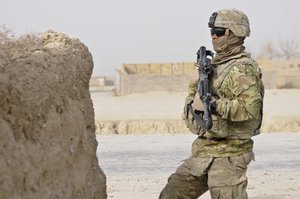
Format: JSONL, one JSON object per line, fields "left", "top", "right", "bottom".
{"left": 89, "top": 76, "right": 115, "bottom": 92}
{"left": 115, "top": 62, "right": 195, "bottom": 95}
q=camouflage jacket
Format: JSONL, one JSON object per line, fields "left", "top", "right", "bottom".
{"left": 188, "top": 52, "right": 264, "bottom": 157}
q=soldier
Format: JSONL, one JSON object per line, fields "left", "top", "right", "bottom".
{"left": 159, "top": 9, "right": 264, "bottom": 199}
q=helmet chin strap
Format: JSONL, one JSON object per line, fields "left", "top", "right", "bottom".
{"left": 223, "top": 29, "right": 230, "bottom": 45}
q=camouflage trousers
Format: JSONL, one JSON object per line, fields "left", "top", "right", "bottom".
{"left": 159, "top": 152, "right": 254, "bottom": 199}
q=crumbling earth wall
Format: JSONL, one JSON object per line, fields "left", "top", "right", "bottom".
{"left": 0, "top": 30, "right": 107, "bottom": 199}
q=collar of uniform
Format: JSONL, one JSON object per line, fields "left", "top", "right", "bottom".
{"left": 212, "top": 52, "right": 250, "bottom": 65}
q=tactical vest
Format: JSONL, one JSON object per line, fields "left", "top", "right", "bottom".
{"left": 203, "top": 53, "right": 264, "bottom": 140}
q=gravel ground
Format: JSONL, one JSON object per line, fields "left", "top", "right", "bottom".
{"left": 97, "top": 133, "right": 300, "bottom": 199}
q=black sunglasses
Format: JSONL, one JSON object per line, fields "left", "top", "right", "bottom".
{"left": 210, "top": 28, "right": 226, "bottom": 37}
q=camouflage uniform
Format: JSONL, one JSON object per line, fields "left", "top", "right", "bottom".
{"left": 159, "top": 9, "right": 264, "bottom": 199}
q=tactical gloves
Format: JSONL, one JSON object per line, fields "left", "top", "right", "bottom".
{"left": 182, "top": 97, "right": 205, "bottom": 135}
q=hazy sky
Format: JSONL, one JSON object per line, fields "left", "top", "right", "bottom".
{"left": 1, "top": 0, "right": 300, "bottom": 76}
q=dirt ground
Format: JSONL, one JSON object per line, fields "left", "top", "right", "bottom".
{"left": 92, "top": 89, "right": 300, "bottom": 133}
{"left": 93, "top": 89, "right": 300, "bottom": 198}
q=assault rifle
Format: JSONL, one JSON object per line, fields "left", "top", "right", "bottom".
{"left": 192, "top": 46, "right": 214, "bottom": 130}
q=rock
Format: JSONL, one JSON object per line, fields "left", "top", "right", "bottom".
{"left": 0, "top": 30, "right": 107, "bottom": 199}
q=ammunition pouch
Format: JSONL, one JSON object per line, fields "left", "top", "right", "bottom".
{"left": 204, "top": 115, "right": 261, "bottom": 139}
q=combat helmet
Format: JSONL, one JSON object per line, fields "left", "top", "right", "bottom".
{"left": 208, "top": 9, "right": 250, "bottom": 37}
